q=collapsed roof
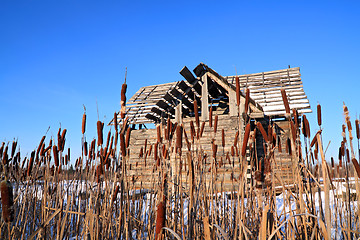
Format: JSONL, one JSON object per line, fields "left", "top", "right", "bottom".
{"left": 111, "top": 63, "right": 311, "bottom": 125}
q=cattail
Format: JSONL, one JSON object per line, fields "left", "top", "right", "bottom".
{"left": 83, "top": 141, "right": 88, "bottom": 156}
{"left": 139, "top": 147, "right": 144, "bottom": 158}
{"left": 154, "top": 143, "right": 158, "bottom": 165}
{"left": 281, "top": 88, "right": 290, "bottom": 115}
{"left": 120, "top": 132, "right": 126, "bottom": 157}
{"left": 234, "top": 131, "right": 239, "bottom": 146}
{"left": 0, "top": 180, "right": 14, "bottom": 222}
{"left": 293, "top": 109, "right": 299, "bottom": 129}
{"left": 331, "top": 157, "right": 334, "bottom": 168}
{"left": 59, "top": 129, "right": 66, "bottom": 151}
{"left": 11, "top": 141, "right": 17, "bottom": 158}
{"left": 352, "top": 158, "right": 360, "bottom": 178}
{"left": 209, "top": 106, "right": 213, "bottom": 128}
{"left": 148, "top": 144, "right": 153, "bottom": 156}
{"left": 165, "top": 118, "right": 170, "bottom": 140}
{"left": 241, "top": 123, "right": 251, "bottom": 157}
{"left": 39, "top": 142, "right": 45, "bottom": 157}
{"left": 82, "top": 113, "right": 86, "bottom": 134}
{"left": 27, "top": 151, "right": 35, "bottom": 177}
{"left": 2, "top": 146, "right": 8, "bottom": 165}
{"left": 200, "top": 122, "right": 205, "bottom": 138}
{"left": 111, "top": 185, "right": 120, "bottom": 204}
{"left": 114, "top": 112, "right": 118, "bottom": 132}
{"left": 53, "top": 146, "right": 59, "bottom": 167}
{"left": 144, "top": 139, "right": 148, "bottom": 153}
{"left": 212, "top": 141, "right": 218, "bottom": 158}
{"left": 346, "top": 149, "right": 350, "bottom": 163}
{"left": 347, "top": 120, "right": 352, "bottom": 132}
{"left": 310, "top": 132, "right": 319, "bottom": 148}
{"left": 155, "top": 201, "right": 166, "bottom": 240}
{"left": 231, "top": 146, "right": 235, "bottom": 156}
{"left": 244, "top": 88, "right": 250, "bottom": 113}
{"left": 256, "top": 122, "right": 268, "bottom": 143}
{"left": 356, "top": 119, "right": 360, "bottom": 140}
{"left": 214, "top": 115, "right": 218, "bottom": 134}
{"left": 156, "top": 125, "right": 161, "bottom": 143}
{"left": 286, "top": 138, "right": 292, "bottom": 155}
{"left": 176, "top": 125, "right": 183, "bottom": 154}
{"left": 317, "top": 104, "right": 322, "bottom": 126}
{"left": 125, "top": 127, "right": 131, "bottom": 148}
{"left": 290, "top": 121, "right": 296, "bottom": 143}
{"left": 97, "top": 121, "right": 103, "bottom": 146}
{"left": 190, "top": 121, "right": 195, "bottom": 142}
{"left": 278, "top": 136, "right": 282, "bottom": 152}
{"left": 235, "top": 76, "right": 240, "bottom": 106}
{"left": 121, "top": 82, "right": 127, "bottom": 119}
{"left": 222, "top": 129, "right": 225, "bottom": 148}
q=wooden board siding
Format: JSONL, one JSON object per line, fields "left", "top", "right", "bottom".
{"left": 125, "top": 114, "right": 296, "bottom": 191}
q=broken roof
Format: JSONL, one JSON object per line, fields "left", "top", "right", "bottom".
{"left": 111, "top": 63, "right": 311, "bottom": 125}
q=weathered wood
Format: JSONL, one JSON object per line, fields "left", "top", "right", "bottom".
{"left": 201, "top": 74, "right": 209, "bottom": 121}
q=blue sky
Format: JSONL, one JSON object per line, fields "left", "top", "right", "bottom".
{"left": 1, "top": 1, "right": 359, "bottom": 162}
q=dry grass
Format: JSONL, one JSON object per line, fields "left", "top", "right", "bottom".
{"left": 0, "top": 90, "right": 360, "bottom": 240}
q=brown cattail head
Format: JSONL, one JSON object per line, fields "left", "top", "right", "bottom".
{"left": 352, "top": 158, "right": 360, "bottom": 178}
{"left": 27, "top": 151, "right": 35, "bottom": 177}
{"left": 97, "top": 121, "right": 104, "bottom": 146}
{"left": 176, "top": 125, "right": 183, "bottom": 154}
{"left": 292, "top": 109, "right": 299, "bottom": 129}
{"left": 0, "top": 180, "right": 14, "bottom": 222}
{"left": 212, "top": 141, "right": 218, "bottom": 158}
{"left": 222, "top": 129, "right": 225, "bottom": 148}
{"left": 356, "top": 119, "right": 360, "bottom": 140}
{"left": 200, "top": 122, "right": 205, "bottom": 138}
{"left": 11, "top": 141, "right": 17, "bottom": 158}
{"left": 82, "top": 113, "right": 86, "bottom": 134}
{"left": 53, "top": 145, "right": 59, "bottom": 167}
{"left": 59, "top": 129, "right": 67, "bottom": 151}
{"left": 331, "top": 157, "right": 335, "bottom": 168}
{"left": 346, "top": 149, "right": 350, "bottom": 163}
{"left": 286, "top": 138, "right": 292, "bottom": 155}
{"left": 317, "top": 104, "right": 322, "bottom": 126}
{"left": 234, "top": 131, "right": 239, "bottom": 146}
{"left": 156, "top": 125, "right": 161, "bottom": 143}
{"left": 194, "top": 99, "right": 199, "bottom": 128}
{"left": 290, "top": 121, "right": 296, "bottom": 143}
{"left": 277, "top": 136, "right": 282, "bottom": 152}
{"left": 280, "top": 88, "right": 290, "bottom": 115}
{"left": 214, "top": 115, "right": 218, "bottom": 134}
{"left": 190, "top": 121, "right": 195, "bottom": 142}
{"left": 235, "top": 76, "right": 240, "bottom": 106}
{"left": 244, "top": 88, "right": 250, "bottom": 113}
{"left": 125, "top": 127, "right": 131, "bottom": 148}
{"left": 209, "top": 106, "right": 213, "bottom": 128}
{"left": 120, "top": 83, "right": 127, "bottom": 119}
{"left": 231, "top": 146, "right": 235, "bottom": 156}
{"left": 120, "top": 132, "right": 126, "bottom": 157}
{"left": 155, "top": 201, "right": 166, "bottom": 240}
{"left": 256, "top": 122, "right": 268, "bottom": 143}
{"left": 241, "top": 123, "right": 251, "bottom": 157}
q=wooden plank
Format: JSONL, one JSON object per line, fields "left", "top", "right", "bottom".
{"left": 179, "top": 66, "right": 196, "bottom": 84}
{"left": 201, "top": 74, "right": 209, "bottom": 121}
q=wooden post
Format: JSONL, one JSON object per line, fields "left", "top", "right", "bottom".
{"left": 229, "top": 90, "right": 237, "bottom": 116}
{"left": 201, "top": 73, "right": 209, "bottom": 122}
{"left": 175, "top": 99, "right": 182, "bottom": 124}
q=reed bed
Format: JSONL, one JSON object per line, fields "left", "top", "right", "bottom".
{"left": 1, "top": 91, "right": 360, "bottom": 240}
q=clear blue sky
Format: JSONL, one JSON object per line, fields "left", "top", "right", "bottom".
{"left": 1, "top": 1, "right": 359, "bottom": 162}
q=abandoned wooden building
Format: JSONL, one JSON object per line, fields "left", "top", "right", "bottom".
{"left": 111, "top": 63, "right": 311, "bottom": 190}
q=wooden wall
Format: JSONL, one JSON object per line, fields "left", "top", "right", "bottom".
{"left": 125, "top": 114, "right": 296, "bottom": 191}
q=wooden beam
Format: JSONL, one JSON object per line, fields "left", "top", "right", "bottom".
{"left": 179, "top": 66, "right": 196, "bottom": 84}
{"left": 201, "top": 74, "right": 209, "bottom": 121}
